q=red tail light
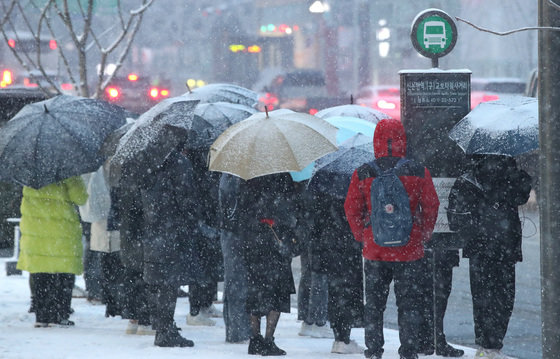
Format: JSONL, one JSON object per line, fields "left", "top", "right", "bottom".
{"left": 482, "top": 94, "right": 499, "bottom": 102}
{"left": 1, "top": 69, "right": 13, "bottom": 87}
{"left": 127, "top": 73, "right": 138, "bottom": 81}
{"left": 376, "top": 99, "right": 397, "bottom": 110}
{"left": 23, "top": 78, "right": 38, "bottom": 87}
{"left": 61, "top": 83, "right": 73, "bottom": 91}
{"left": 309, "top": 108, "right": 318, "bottom": 115}
{"left": 160, "top": 88, "right": 170, "bottom": 97}
{"left": 49, "top": 39, "right": 57, "bottom": 50}
{"left": 149, "top": 87, "right": 159, "bottom": 99}
{"left": 105, "top": 86, "right": 121, "bottom": 100}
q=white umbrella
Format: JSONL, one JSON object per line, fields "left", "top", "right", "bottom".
{"left": 315, "top": 104, "right": 390, "bottom": 124}
{"left": 208, "top": 109, "right": 338, "bottom": 180}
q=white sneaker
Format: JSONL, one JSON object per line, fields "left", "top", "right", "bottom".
{"left": 298, "top": 322, "right": 313, "bottom": 336}
{"left": 186, "top": 312, "right": 216, "bottom": 326}
{"left": 310, "top": 323, "right": 334, "bottom": 338}
{"left": 136, "top": 324, "right": 156, "bottom": 335}
{"left": 201, "top": 304, "right": 223, "bottom": 318}
{"left": 331, "top": 340, "right": 365, "bottom": 354}
{"left": 125, "top": 320, "right": 138, "bottom": 334}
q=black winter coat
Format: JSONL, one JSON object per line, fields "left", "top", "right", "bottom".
{"left": 309, "top": 192, "right": 364, "bottom": 327}
{"left": 137, "top": 150, "right": 201, "bottom": 285}
{"left": 238, "top": 173, "right": 299, "bottom": 302}
{"left": 187, "top": 150, "right": 224, "bottom": 283}
{"left": 447, "top": 155, "right": 532, "bottom": 263}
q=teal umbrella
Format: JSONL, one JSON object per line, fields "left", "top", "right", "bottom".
{"left": 289, "top": 116, "right": 376, "bottom": 182}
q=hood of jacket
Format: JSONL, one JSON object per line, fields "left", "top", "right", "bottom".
{"left": 373, "top": 118, "right": 407, "bottom": 158}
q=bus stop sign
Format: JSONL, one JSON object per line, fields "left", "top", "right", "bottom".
{"left": 411, "top": 9, "right": 457, "bottom": 60}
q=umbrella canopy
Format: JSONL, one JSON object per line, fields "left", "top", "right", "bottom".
{"left": 289, "top": 116, "right": 376, "bottom": 182}
{"left": 308, "top": 133, "right": 374, "bottom": 199}
{"left": 324, "top": 116, "right": 377, "bottom": 143}
{"left": 449, "top": 96, "right": 538, "bottom": 156}
{"left": 315, "top": 104, "right": 390, "bottom": 124}
{"left": 183, "top": 83, "right": 258, "bottom": 108}
{"left": 208, "top": 109, "right": 338, "bottom": 180}
{"left": 100, "top": 121, "right": 135, "bottom": 157}
{"left": 0, "top": 94, "right": 127, "bottom": 189}
{"left": 187, "top": 101, "right": 257, "bottom": 150}
{"left": 109, "top": 97, "right": 199, "bottom": 185}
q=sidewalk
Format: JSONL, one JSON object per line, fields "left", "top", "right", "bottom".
{"left": 0, "top": 270, "right": 479, "bottom": 359}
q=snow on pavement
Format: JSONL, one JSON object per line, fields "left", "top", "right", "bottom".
{"left": 0, "top": 270, "right": 478, "bottom": 359}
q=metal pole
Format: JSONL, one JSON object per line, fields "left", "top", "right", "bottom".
{"left": 539, "top": 0, "right": 560, "bottom": 357}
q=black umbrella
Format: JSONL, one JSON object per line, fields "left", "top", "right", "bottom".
{"left": 187, "top": 101, "right": 256, "bottom": 150}
{"left": 182, "top": 83, "right": 258, "bottom": 108}
{"left": 0, "top": 94, "right": 127, "bottom": 189}
{"left": 308, "top": 134, "right": 374, "bottom": 199}
{"left": 109, "top": 96, "right": 199, "bottom": 185}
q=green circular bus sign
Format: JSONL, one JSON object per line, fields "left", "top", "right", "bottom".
{"left": 411, "top": 9, "right": 457, "bottom": 59}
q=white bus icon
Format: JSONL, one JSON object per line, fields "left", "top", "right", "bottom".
{"left": 423, "top": 20, "right": 446, "bottom": 49}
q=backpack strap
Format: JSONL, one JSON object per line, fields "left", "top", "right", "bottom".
{"left": 371, "top": 157, "right": 409, "bottom": 176}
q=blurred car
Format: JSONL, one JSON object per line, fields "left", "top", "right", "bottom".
{"left": 9, "top": 70, "right": 74, "bottom": 95}
{"left": 355, "top": 85, "right": 401, "bottom": 120}
{"left": 256, "top": 69, "right": 345, "bottom": 114}
{"left": 470, "top": 77, "right": 526, "bottom": 109}
{"left": 101, "top": 73, "right": 170, "bottom": 114}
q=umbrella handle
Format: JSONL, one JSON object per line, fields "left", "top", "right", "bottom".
{"left": 267, "top": 223, "right": 282, "bottom": 243}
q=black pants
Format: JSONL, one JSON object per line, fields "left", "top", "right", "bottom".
{"left": 189, "top": 283, "right": 216, "bottom": 316}
{"left": 31, "top": 273, "right": 75, "bottom": 324}
{"left": 150, "top": 283, "right": 179, "bottom": 332}
{"left": 99, "top": 251, "right": 125, "bottom": 317}
{"left": 469, "top": 256, "right": 516, "bottom": 350}
{"left": 364, "top": 259, "right": 424, "bottom": 358}
{"left": 417, "top": 250, "right": 458, "bottom": 351}
{"left": 121, "top": 268, "right": 152, "bottom": 326}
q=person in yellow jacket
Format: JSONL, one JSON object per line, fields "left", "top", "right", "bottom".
{"left": 17, "top": 176, "right": 88, "bottom": 327}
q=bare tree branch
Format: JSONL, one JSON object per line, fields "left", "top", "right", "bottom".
{"left": 0, "top": 0, "right": 153, "bottom": 98}
{"left": 548, "top": 0, "right": 560, "bottom": 12}
{"left": 456, "top": 16, "right": 560, "bottom": 36}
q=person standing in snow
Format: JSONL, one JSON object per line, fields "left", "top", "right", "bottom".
{"left": 344, "top": 118, "right": 440, "bottom": 359}
{"left": 184, "top": 149, "right": 224, "bottom": 327}
{"left": 134, "top": 145, "right": 202, "bottom": 348}
{"left": 447, "top": 154, "right": 531, "bottom": 359}
{"left": 218, "top": 173, "right": 252, "bottom": 343}
{"left": 307, "top": 190, "right": 365, "bottom": 354}
{"left": 79, "top": 160, "right": 124, "bottom": 318}
{"left": 239, "top": 172, "right": 300, "bottom": 356}
{"left": 17, "top": 176, "right": 88, "bottom": 327}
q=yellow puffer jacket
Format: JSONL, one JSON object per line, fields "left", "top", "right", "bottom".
{"left": 17, "top": 176, "right": 88, "bottom": 274}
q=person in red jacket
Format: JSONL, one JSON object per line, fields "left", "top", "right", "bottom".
{"left": 344, "top": 118, "right": 439, "bottom": 359}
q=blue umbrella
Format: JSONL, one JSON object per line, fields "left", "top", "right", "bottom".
{"left": 307, "top": 133, "right": 374, "bottom": 199}
{"left": 290, "top": 116, "right": 376, "bottom": 182}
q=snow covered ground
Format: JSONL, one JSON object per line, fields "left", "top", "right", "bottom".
{"left": 0, "top": 269, "right": 479, "bottom": 359}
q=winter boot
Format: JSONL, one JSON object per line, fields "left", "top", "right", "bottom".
{"left": 248, "top": 334, "right": 265, "bottom": 355}
{"left": 154, "top": 326, "right": 194, "bottom": 347}
{"left": 435, "top": 343, "right": 464, "bottom": 357}
{"left": 261, "top": 337, "right": 286, "bottom": 356}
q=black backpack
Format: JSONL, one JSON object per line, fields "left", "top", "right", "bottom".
{"left": 368, "top": 158, "right": 413, "bottom": 247}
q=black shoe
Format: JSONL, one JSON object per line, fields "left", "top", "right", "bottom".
{"left": 248, "top": 334, "right": 265, "bottom": 355}
{"left": 436, "top": 344, "right": 464, "bottom": 357}
{"left": 364, "top": 348, "right": 383, "bottom": 359}
{"left": 261, "top": 337, "right": 286, "bottom": 356}
{"left": 154, "top": 327, "right": 194, "bottom": 347}
{"left": 51, "top": 319, "right": 75, "bottom": 327}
